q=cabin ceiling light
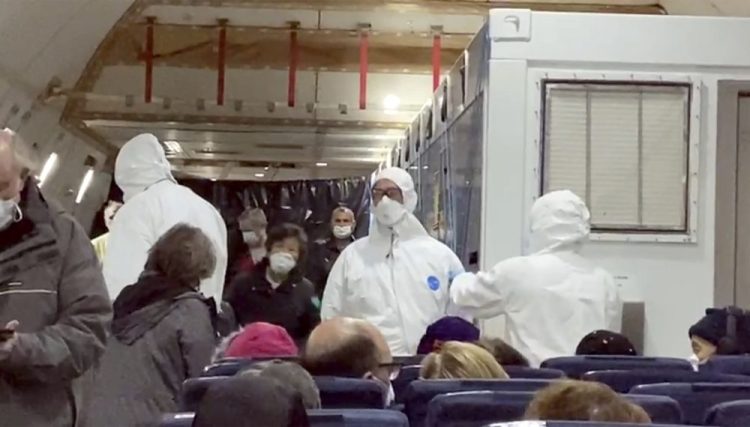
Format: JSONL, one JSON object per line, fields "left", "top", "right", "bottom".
{"left": 75, "top": 168, "right": 95, "bottom": 204}
{"left": 39, "top": 153, "right": 59, "bottom": 187}
{"left": 316, "top": 162, "right": 328, "bottom": 167}
{"left": 254, "top": 173, "right": 265, "bottom": 178}
{"left": 383, "top": 94, "right": 400, "bottom": 112}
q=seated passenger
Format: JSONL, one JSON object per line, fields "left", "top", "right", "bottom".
{"left": 213, "top": 322, "right": 299, "bottom": 361}
{"left": 193, "top": 375, "right": 309, "bottom": 427}
{"left": 576, "top": 330, "right": 637, "bottom": 356}
{"left": 226, "top": 223, "right": 320, "bottom": 344}
{"left": 302, "top": 317, "right": 397, "bottom": 405}
{"left": 688, "top": 307, "right": 750, "bottom": 366}
{"left": 420, "top": 341, "right": 508, "bottom": 380}
{"left": 525, "top": 380, "right": 651, "bottom": 424}
{"left": 85, "top": 224, "right": 218, "bottom": 427}
{"left": 450, "top": 190, "right": 621, "bottom": 366}
{"left": 239, "top": 360, "right": 321, "bottom": 409}
{"left": 416, "top": 316, "right": 480, "bottom": 354}
{"left": 475, "top": 337, "right": 530, "bottom": 367}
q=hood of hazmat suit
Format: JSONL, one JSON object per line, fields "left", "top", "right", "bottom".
{"left": 320, "top": 167, "right": 467, "bottom": 356}
{"left": 103, "top": 134, "right": 228, "bottom": 305}
{"left": 449, "top": 190, "right": 621, "bottom": 366}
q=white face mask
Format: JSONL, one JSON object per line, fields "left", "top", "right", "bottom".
{"left": 689, "top": 353, "right": 701, "bottom": 371}
{"left": 0, "top": 199, "right": 21, "bottom": 230}
{"left": 269, "top": 252, "right": 296, "bottom": 275}
{"left": 373, "top": 196, "right": 407, "bottom": 227}
{"left": 333, "top": 225, "right": 353, "bottom": 239}
{"left": 243, "top": 231, "right": 263, "bottom": 246}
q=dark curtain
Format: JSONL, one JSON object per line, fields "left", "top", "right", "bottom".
{"left": 180, "top": 177, "right": 371, "bottom": 278}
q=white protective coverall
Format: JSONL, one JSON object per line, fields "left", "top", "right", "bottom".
{"left": 103, "top": 134, "right": 228, "bottom": 303}
{"left": 450, "top": 190, "right": 621, "bottom": 366}
{"left": 321, "top": 167, "right": 465, "bottom": 355}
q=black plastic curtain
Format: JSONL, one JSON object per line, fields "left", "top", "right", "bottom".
{"left": 180, "top": 177, "right": 371, "bottom": 274}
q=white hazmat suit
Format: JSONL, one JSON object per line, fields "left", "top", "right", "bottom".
{"left": 321, "top": 167, "right": 465, "bottom": 355}
{"left": 103, "top": 134, "right": 228, "bottom": 303}
{"left": 450, "top": 190, "right": 621, "bottom": 366}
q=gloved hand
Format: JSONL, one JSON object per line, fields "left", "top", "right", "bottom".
{"left": 0, "top": 320, "right": 19, "bottom": 360}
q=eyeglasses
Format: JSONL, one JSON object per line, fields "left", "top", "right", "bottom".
{"left": 371, "top": 188, "right": 402, "bottom": 202}
{"left": 378, "top": 362, "right": 402, "bottom": 381}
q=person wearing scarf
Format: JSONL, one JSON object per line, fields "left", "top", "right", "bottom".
{"left": 84, "top": 224, "right": 218, "bottom": 427}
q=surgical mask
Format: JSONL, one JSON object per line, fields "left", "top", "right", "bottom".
{"left": 0, "top": 199, "right": 21, "bottom": 230}
{"left": 689, "top": 353, "right": 701, "bottom": 371}
{"left": 243, "top": 231, "right": 262, "bottom": 246}
{"left": 333, "top": 225, "right": 353, "bottom": 239}
{"left": 269, "top": 252, "right": 296, "bottom": 275}
{"left": 373, "top": 196, "right": 407, "bottom": 227}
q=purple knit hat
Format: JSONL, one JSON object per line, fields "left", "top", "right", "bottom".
{"left": 417, "top": 316, "right": 480, "bottom": 354}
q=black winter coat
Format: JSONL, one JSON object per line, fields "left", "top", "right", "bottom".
{"left": 226, "top": 259, "right": 320, "bottom": 343}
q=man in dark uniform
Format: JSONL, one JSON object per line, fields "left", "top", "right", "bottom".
{"left": 307, "top": 207, "right": 356, "bottom": 298}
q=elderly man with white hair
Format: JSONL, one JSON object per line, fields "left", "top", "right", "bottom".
{"left": 321, "top": 167, "right": 465, "bottom": 355}
{"left": 0, "top": 129, "right": 111, "bottom": 426}
{"left": 103, "top": 133, "right": 228, "bottom": 303}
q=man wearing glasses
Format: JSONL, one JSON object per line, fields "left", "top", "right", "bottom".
{"left": 320, "top": 167, "right": 465, "bottom": 356}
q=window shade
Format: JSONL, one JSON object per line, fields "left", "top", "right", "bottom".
{"left": 543, "top": 83, "right": 689, "bottom": 232}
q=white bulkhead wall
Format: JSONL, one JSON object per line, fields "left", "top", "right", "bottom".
{"left": 0, "top": 0, "right": 132, "bottom": 232}
{"left": 482, "top": 9, "right": 750, "bottom": 357}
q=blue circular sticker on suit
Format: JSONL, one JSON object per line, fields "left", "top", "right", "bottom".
{"left": 427, "top": 276, "right": 441, "bottom": 291}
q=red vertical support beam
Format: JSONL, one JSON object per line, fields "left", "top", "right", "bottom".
{"left": 359, "top": 28, "right": 369, "bottom": 110}
{"left": 287, "top": 24, "right": 299, "bottom": 108}
{"left": 144, "top": 17, "right": 155, "bottom": 103}
{"left": 432, "top": 32, "right": 442, "bottom": 91}
{"left": 216, "top": 19, "right": 228, "bottom": 106}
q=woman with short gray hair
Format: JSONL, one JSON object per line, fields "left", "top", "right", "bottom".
{"left": 84, "top": 223, "right": 218, "bottom": 427}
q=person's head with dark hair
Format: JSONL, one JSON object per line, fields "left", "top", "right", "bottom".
{"left": 302, "top": 317, "right": 395, "bottom": 391}
{"left": 475, "top": 337, "right": 530, "bottom": 367}
{"left": 144, "top": 223, "right": 217, "bottom": 289}
{"left": 265, "top": 222, "right": 308, "bottom": 281}
{"left": 688, "top": 308, "right": 742, "bottom": 363}
{"left": 525, "top": 380, "right": 650, "bottom": 424}
{"left": 193, "top": 375, "right": 309, "bottom": 427}
{"left": 417, "top": 316, "right": 480, "bottom": 354}
{"left": 576, "top": 330, "right": 637, "bottom": 356}
{"left": 239, "top": 360, "right": 321, "bottom": 409}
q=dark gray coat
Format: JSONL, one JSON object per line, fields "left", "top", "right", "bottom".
{"left": 0, "top": 183, "right": 112, "bottom": 427}
{"left": 84, "top": 293, "right": 216, "bottom": 427}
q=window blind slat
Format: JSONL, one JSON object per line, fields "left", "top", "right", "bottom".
{"left": 546, "top": 89, "right": 587, "bottom": 200}
{"left": 590, "top": 91, "right": 640, "bottom": 227}
{"left": 543, "top": 84, "right": 689, "bottom": 233}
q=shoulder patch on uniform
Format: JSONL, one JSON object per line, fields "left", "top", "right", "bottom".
{"left": 427, "top": 275, "right": 441, "bottom": 291}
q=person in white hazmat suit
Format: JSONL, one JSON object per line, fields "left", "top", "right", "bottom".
{"left": 450, "top": 190, "right": 621, "bottom": 367}
{"left": 103, "top": 134, "right": 228, "bottom": 303}
{"left": 321, "top": 167, "right": 466, "bottom": 355}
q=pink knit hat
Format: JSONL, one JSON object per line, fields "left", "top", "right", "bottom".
{"left": 224, "top": 322, "right": 299, "bottom": 359}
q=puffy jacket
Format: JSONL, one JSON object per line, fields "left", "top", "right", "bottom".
{"left": 84, "top": 286, "right": 216, "bottom": 427}
{"left": 226, "top": 259, "right": 319, "bottom": 344}
{"left": 0, "top": 183, "right": 111, "bottom": 427}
